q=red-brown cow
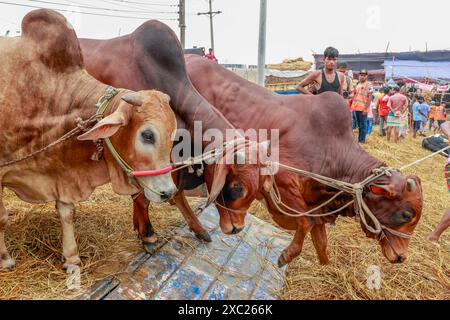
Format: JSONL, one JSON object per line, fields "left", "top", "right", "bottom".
{"left": 183, "top": 54, "right": 423, "bottom": 266}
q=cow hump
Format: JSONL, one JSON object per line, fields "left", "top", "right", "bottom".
{"left": 21, "top": 9, "right": 83, "bottom": 72}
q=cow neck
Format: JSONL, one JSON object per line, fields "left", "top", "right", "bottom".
{"left": 344, "top": 147, "right": 385, "bottom": 184}
{"left": 171, "top": 83, "right": 238, "bottom": 147}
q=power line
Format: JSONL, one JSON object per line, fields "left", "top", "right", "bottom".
{"left": 94, "top": 0, "right": 175, "bottom": 12}
{"left": 25, "top": 0, "right": 178, "bottom": 14}
{"left": 110, "top": 0, "right": 177, "bottom": 6}
{"left": 0, "top": 1, "right": 177, "bottom": 20}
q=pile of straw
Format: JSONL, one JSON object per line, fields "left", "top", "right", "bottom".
{"left": 267, "top": 57, "right": 313, "bottom": 71}
{"left": 0, "top": 187, "right": 188, "bottom": 299}
{"left": 1, "top": 132, "right": 448, "bottom": 299}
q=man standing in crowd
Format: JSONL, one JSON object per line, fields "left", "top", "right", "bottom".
{"left": 377, "top": 87, "right": 391, "bottom": 136}
{"left": 429, "top": 100, "right": 437, "bottom": 130}
{"left": 412, "top": 96, "right": 428, "bottom": 138}
{"left": 351, "top": 69, "right": 373, "bottom": 143}
{"left": 337, "top": 62, "right": 354, "bottom": 103}
{"left": 386, "top": 86, "right": 408, "bottom": 143}
{"left": 434, "top": 102, "right": 448, "bottom": 132}
{"left": 296, "top": 47, "right": 345, "bottom": 95}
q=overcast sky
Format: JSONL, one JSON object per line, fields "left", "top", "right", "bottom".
{"left": 2, "top": 0, "right": 450, "bottom": 65}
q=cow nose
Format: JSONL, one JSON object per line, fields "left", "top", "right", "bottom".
{"left": 397, "top": 255, "right": 406, "bottom": 263}
{"left": 231, "top": 226, "right": 243, "bottom": 235}
{"left": 160, "top": 188, "right": 177, "bottom": 201}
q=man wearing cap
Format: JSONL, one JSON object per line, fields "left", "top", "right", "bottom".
{"left": 296, "top": 47, "right": 345, "bottom": 95}
{"left": 350, "top": 69, "right": 373, "bottom": 143}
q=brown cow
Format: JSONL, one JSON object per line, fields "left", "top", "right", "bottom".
{"left": 183, "top": 54, "right": 423, "bottom": 266}
{"left": 79, "top": 21, "right": 272, "bottom": 253}
{"left": 0, "top": 10, "right": 177, "bottom": 270}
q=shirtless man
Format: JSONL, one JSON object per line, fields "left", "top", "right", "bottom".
{"left": 428, "top": 121, "right": 450, "bottom": 243}
{"left": 296, "top": 46, "right": 345, "bottom": 96}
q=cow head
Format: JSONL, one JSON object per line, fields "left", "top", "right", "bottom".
{"left": 363, "top": 172, "right": 423, "bottom": 263}
{"left": 204, "top": 141, "right": 272, "bottom": 234}
{"left": 78, "top": 90, "right": 177, "bottom": 203}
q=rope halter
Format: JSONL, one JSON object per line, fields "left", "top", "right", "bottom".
{"left": 95, "top": 86, "right": 173, "bottom": 196}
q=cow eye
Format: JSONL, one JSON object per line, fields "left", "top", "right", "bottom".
{"left": 389, "top": 211, "right": 413, "bottom": 225}
{"left": 141, "top": 129, "right": 155, "bottom": 144}
{"left": 402, "top": 212, "right": 413, "bottom": 222}
{"left": 223, "top": 182, "right": 244, "bottom": 202}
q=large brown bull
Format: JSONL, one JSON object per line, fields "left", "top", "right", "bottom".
{"left": 0, "top": 10, "right": 177, "bottom": 270}
{"left": 80, "top": 21, "right": 271, "bottom": 252}
{"left": 183, "top": 54, "right": 423, "bottom": 266}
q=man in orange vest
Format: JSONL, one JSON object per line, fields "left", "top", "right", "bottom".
{"left": 351, "top": 69, "right": 373, "bottom": 143}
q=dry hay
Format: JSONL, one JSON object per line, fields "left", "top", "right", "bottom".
{"left": 1, "top": 131, "right": 449, "bottom": 300}
{"left": 250, "top": 132, "right": 450, "bottom": 299}
{"left": 267, "top": 57, "right": 313, "bottom": 72}
{"left": 0, "top": 186, "right": 200, "bottom": 299}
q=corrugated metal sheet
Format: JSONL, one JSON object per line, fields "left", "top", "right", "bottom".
{"left": 79, "top": 205, "right": 291, "bottom": 300}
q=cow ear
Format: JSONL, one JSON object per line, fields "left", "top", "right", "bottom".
{"left": 77, "top": 111, "right": 127, "bottom": 141}
{"left": 369, "top": 183, "right": 399, "bottom": 198}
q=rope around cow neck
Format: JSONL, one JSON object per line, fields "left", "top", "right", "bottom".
{"left": 0, "top": 114, "right": 102, "bottom": 169}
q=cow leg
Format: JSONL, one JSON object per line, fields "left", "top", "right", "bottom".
{"left": 172, "top": 190, "right": 211, "bottom": 242}
{"left": 310, "top": 224, "right": 330, "bottom": 265}
{"left": 428, "top": 208, "right": 450, "bottom": 242}
{"left": 0, "top": 192, "right": 15, "bottom": 270}
{"left": 56, "top": 201, "right": 81, "bottom": 269}
{"left": 278, "top": 219, "right": 313, "bottom": 267}
{"left": 132, "top": 193, "right": 158, "bottom": 254}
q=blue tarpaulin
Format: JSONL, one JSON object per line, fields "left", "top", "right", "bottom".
{"left": 79, "top": 205, "right": 290, "bottom": 300}
{"left": 384, "top": 60, "right": 450, "bottom": 80}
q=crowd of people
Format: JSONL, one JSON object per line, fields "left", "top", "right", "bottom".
{"left": 296, "top": 46, "right": 449, "bottom": 144}
{"left": 296, "top": 46, "right": 450, "bottom": 242}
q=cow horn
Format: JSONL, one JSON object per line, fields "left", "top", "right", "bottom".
{"left": 406, "top": 178, "right": 416, "bottom": 192}
{"left": 121, "top": 92, "right": 143, "bottom": 107}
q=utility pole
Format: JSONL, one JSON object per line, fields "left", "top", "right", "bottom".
{"left": 197, "top": 0, "right": 222, "bottom": 52}
{"left": 179, "top": 0, "right": 186, "bottom": 48}
{"left": 257, "top": 0, "right": 267, "bottom": 86}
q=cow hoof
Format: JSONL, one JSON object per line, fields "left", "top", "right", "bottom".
{"left": 143, "top": 241, "right": 158, "bottom": 255}
{"left": 195, "top": 231, "right": 212, "bottom": 243}
{"left": 62, "top": 256, "right": 81, "bottom": 270}
{"left": 277, "top": 254, "right": 287, "bottom": 268}
{"left": 0, "top": 257, "right": 15, "bottom": 270}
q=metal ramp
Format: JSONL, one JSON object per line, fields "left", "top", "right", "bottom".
{"left": 80, "top": 205, "right": 291, "bottom": 300}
